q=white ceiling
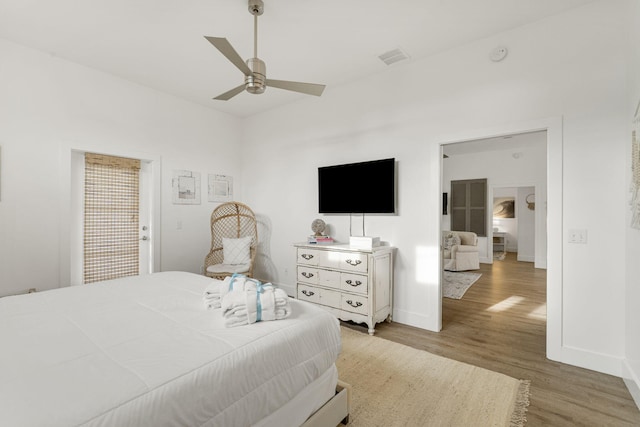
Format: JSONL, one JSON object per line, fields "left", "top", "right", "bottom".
{"left": 0, "top": 0, "right": 596, "bottom": 118}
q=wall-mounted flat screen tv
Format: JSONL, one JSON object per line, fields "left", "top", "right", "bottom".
{"left": 318, "top": 158, "right": 396, "bottom": 214}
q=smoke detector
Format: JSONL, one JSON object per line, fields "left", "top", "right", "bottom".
{"left": 490, "top": 46, "right": 508, "bottom": 62}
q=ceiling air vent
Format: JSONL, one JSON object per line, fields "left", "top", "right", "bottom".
{"left": 378, "top": 48, "right": 410, "bottom": 66}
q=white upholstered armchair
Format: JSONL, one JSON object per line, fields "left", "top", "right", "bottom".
{"left": 442, "top": 230, "right": 480, "bottom": 271}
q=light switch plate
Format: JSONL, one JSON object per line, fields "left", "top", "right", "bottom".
{"left": 568, "top": 229, "right": 587, "bottom": 244}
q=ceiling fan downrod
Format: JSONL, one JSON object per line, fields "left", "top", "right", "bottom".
{"left": 246, "top": 0, "right": 265, "bottom": 94}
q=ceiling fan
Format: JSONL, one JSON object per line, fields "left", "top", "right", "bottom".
{"left": 204, "top": 0, "right": 325, "bottom": 101}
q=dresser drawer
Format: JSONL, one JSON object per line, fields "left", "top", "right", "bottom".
{"left": 340, "top": 272, "right": 368, "bottom": 295}
{"left": 320, "top": 287, "right": 341, "bottom": 308}
{"left": 298, "top": 285, "right": 340, "bottom": 309}
{"left": 297, "top": 285, "right": 320, "bottom": 303}
{"left": 297, "top": 248, "right": 321, "bottom": 266}
{"left": 297, "top": 266, "right": 319, "bottom": 284}
{"left": 341, "top": 293, "right": 368, "bottom": 315}
{"left": 339, "top": 252, "right": 368, "bottom": 273}
{"left": 317, "top": 269, "right": 341, "bottom": 290}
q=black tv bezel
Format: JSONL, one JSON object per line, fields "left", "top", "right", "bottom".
{"left": 318, "top": 158, "right": 396, "bottom": 214}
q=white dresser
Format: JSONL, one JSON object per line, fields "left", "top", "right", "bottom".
{"left": 294, "top": 243, "right": 394, "bottom": 335}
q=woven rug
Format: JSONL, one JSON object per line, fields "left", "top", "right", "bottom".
{"left": 337, "top": 327, "right": 530, "bottom": 426}
{"left": 443, "top": 271, "right": 481, "bottom": 299}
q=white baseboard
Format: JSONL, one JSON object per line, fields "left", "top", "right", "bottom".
{"left": 623, "top": 360, "right": 640, "bottom": 410}
{"left": 551, "top": 344, "right": 624, "bottom": 378}
{"left": 392, "top": 307, "right": 440, "bottom": 332}
{"left": 517, "top": 254, "right": 535, "bottom": 262}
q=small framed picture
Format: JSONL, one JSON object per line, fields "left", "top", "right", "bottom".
{"left": 493, "top": 197, "right": 515, "bottom": 218}
{"left": 208, "top": 174, "right": 233, "bottom": 202}
{"left": 172, "top": 170, "right": 201, "bottom": 205}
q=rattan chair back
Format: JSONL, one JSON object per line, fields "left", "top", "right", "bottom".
{"left": 204, "top": 202, "right": 258, "bottom": 280}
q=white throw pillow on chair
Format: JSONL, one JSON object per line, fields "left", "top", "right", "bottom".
{"left": 222, "top": 236, "right": 252, "bottom": 265}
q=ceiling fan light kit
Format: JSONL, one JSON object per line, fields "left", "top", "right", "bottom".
{"left": 205, "top": 0, "right": 325, "bottom": 101}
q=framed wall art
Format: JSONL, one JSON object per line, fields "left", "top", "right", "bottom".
{"left": 208, "top": 174, "right": 233, "bottom": 202}
{"left": 172, "top": 170, "right": 201, "bottom": 205}
{"left": 493, "top": 197, "right": 515, "bottom": 219}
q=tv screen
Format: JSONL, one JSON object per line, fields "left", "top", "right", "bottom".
{"left": 318, "top": 158, "right": 396, "bottom": 214}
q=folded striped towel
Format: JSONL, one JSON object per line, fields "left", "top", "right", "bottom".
{"left": 221, "top": 284, "right": 291, "bottom": 328}
{"left": 202, "top": 274, "right": 259, "bottom": 309}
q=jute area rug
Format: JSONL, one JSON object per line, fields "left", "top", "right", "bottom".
{"left": 443, "top": 271, "right": 481, "bottom": 299}
{"left": 336, "top": 327, "right": 530, "bottom": 426}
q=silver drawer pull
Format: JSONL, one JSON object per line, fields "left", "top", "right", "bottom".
{"left": 345, "top": 259, "right": 362, "bottom": 266}
{"left": 345, "top": 280, "right": 362, "bottom": 287}
{"left": 301, "top": 272, "right": 314, "bottom": 279}
{"left": 346, "top": 300, "right": 363, "bottom": 308}
{"left": 301, "top": 254, "right": 314, "bottom": 260}
{"left": 301, "top": 290, "right": 315, "bottom": 297}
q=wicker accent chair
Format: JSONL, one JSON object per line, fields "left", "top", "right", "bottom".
{"left": 204, "top": 202, "right": 258, "bottom": 280}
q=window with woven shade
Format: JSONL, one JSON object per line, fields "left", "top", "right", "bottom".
{"left": 84, "top": 153, "right": 141, "bottom": 284}
{"left": 451, "top": 178, "right": 487, "bottom": 237}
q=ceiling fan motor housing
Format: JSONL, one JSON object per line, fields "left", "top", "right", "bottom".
{"left": 245, "top": 57, "right": 266, "bottom": 94}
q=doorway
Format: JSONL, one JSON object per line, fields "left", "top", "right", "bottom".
{"left": 69, "top": 149, "right": 161, "bottom": 285}
{"left": 440, "top": 129, "right": 548, "bottom": 333}
{"left": 492, "top": 186, "right": 536, "bottom": 263}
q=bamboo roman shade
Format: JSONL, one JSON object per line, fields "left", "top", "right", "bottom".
{"left": 84, "top": 153, "right": 141, "bottom": 284}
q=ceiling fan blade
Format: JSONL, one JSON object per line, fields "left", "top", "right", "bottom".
{"left": 213, "top": 84, "right": 246, "bottom": 101}
{"left": 265, "top": 79, "right": 325, "bottom": 97}
{"left": 204, "top": 36, "right": 252, "bottom": 76}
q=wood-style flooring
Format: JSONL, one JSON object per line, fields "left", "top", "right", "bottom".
{"left": 344, "top": 253, "right": 640, "bottom": 426}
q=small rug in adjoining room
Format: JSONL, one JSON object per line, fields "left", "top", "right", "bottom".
{"left": 337, "top": 327, "right": 530, "bottom": 427}
{"left": 443, "top": 271, "right": 481, "bottom": 299}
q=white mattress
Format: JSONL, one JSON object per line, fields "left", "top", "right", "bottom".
{"left": 0, "top": 271, "right": 341, "bottom": 427}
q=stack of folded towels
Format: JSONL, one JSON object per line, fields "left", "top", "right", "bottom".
{"left": 203, "top": 273, "right": 291, "bottom": 328}
{"left": 202, "top": 274, "right": 259, "bottom": 309}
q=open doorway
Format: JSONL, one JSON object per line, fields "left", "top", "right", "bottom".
{"left": 492, "top": 186, "right": 536, "bottom": 263}
{"left": 440, "top": 130, "right": 548, "bottom": 333}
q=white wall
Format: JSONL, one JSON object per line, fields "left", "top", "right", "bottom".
{"left": 0, "top": 38, "right": 243, "bottom": 296}
{"left": 241, "top": 1, "right": 629, "bottom": 376}
{"left": 624, "top": 0, "right": 640, "bottom": 408}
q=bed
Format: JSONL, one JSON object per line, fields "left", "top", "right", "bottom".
{"left": 0, "top": 271, "right": 347, "bottom": 426}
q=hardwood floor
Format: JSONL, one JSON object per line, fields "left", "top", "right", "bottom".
{"left": 345, "top": 253, "right": 640, "bottom": 426}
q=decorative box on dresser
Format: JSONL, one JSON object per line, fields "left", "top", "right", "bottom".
{"left": 294, "top": 243, "right": 395, "bottom": 335}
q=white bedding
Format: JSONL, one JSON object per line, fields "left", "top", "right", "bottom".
{"left": 0, "top": 271, "right": 341, "bottom": 427}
